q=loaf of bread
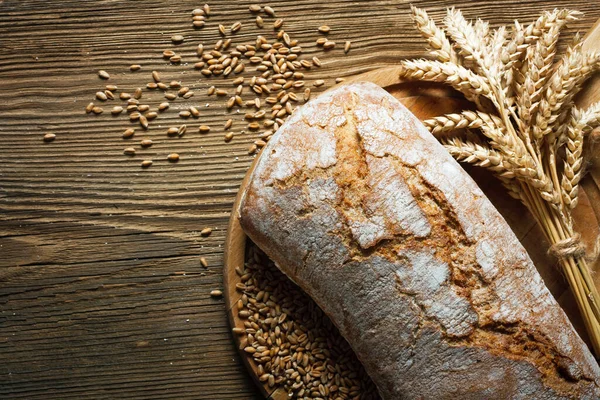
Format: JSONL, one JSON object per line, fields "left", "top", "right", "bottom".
{"left": 238, "top": 82, "right": 600, "bottom": 399}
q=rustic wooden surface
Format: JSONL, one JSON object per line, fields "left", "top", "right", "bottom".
{"left": 2, "top": 1, "right": 600, "bottom": 399}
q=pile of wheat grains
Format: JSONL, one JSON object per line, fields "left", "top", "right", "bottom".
{"left": 236, "top": 242, "right": 379, "bottom": 400}
{"left": 80, "top": 3, "right": 349, "bottom": 168}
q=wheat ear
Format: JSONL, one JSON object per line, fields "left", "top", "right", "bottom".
{"left": 423, "top": 110, "right": 493, "bottom": 134}
{"left": 509, "top": 10, "right": 579, "bottom": 89}
{"left": 515, "top": 29, "right": 559, "bottom": 138}
{"left": 560, "top": 108, "right": 586, "bottom": 209}
{"left": 443, "top": 137, "right": 509, "bottom": 174}
{"left": 410, "top": 6, "right": 458, "bottom": 63}
{"left": 398, "top": 59, "right": 492, "bottom": 104}
{"left": 553, "top": 52, "right": 600, "bottom": 143}
{"left": 523, "top": 9, "right": 581, "bottom": 39}
{"left": 444, "top": 8, "right": 489, "bottom": 74}
{"left": 580, "top": 102, "right": 600, "bottom": 133}
{"left": 532, "top": 40, "right": 586, "bottom": 142}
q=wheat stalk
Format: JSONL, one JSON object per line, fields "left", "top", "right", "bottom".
{"left": 405, "top": 7, "right": 600, "bottom": 357}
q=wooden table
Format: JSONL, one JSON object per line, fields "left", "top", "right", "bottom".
{"left": 1, "top": 1, "right": 599, "bottom": 399}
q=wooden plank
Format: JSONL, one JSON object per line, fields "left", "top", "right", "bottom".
{"left": 1, "top": 1, "right": 600, "bottom": 399}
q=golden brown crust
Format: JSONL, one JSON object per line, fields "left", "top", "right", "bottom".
{"left": 239, "top": 82, "right": 600, "bottom": 399}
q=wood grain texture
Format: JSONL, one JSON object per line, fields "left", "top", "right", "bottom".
{"left": 1, "top": 1, "right": 600, "bottom": 399}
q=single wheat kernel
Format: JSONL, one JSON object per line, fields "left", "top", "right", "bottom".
{"left": 123, "top": 147, "right": 136, "bottom": 156}
{"left": 201, "top": 227, "right": 212, "bottom": 236}
{"left": 323, "top": 41, "right": 336, "bottom": 50}
{"left": 344, "top": 41, "right": 351, "bottom": 53}
{"left": 200, "top": 257, "right": 209, "bottom": 267}
{"left": 264, "top": 6, "right": 275, "bottom": 17}
{"left": 231, "top": 22, "right": 242, "bottom": 33}
{"left": 171, "top": 34, "right": 184, "bottom": 44}
{"left": 123, "top": 128, "right": 135, "bottom": 138}
{"left": 139, "top": 116, "right": 149, "bottom": 129}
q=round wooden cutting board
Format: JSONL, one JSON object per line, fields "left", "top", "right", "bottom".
{"left": 223, "top": 23, "right": 600, "bottom": 395}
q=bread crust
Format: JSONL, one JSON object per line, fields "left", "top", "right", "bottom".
{"left": 238, "top": 82, "right": 600, "bottom": 399}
